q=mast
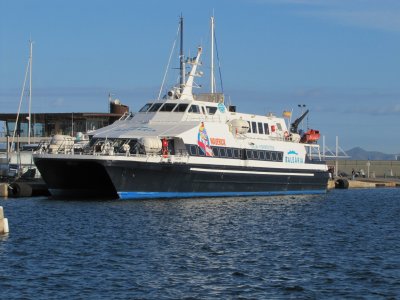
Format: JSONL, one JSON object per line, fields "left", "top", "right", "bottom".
{"left": 210, "top": 16, "right": 215, "bottom": 93}
{"left": 181, "top": 47, "right": 203, "bottom": 99}
{"left": 179, "top": 15, "right": 185, "bottom": 93}
{"left": 28, "top": 40, "right": 33, "bottom": 144}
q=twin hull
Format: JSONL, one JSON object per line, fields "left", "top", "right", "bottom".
{"left": 33, "top": 155, "right": 329, "bottom": 200}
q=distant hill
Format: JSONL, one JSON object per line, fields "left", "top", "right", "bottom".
{"left": 346, "top": 147, "right": 399, "bottom": 160}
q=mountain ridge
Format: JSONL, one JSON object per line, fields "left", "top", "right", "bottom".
{"left": 344, "top": 147, "right": 399, "bottom": 160}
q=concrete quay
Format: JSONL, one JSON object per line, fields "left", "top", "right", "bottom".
{"left": 328, "top": 177, "right": 400, "bottom": 190}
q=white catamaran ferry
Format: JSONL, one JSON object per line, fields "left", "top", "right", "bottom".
{"left": 33, "top": 18, "right": 329, "bottom": 199}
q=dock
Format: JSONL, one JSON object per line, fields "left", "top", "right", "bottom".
{"left": 329, "top": 177, "right": 400, "bottom": 190}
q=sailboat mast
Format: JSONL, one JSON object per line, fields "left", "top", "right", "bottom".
{"left": 210, "top": 16, "right": 215, "bottom": 94}
{"left": 28, "top": 40, "right": 33, "bottom": 144}
{"left": 179, "top": 16, "right": 185, "bottom": 93}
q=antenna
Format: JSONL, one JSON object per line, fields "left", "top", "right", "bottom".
{"left": 210, "top": 15, "right": 215, "bottom": 93}
{"left": 179, "top": 15, "right": 185, "bottom": 93}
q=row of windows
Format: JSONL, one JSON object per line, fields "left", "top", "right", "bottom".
{"left": 187, "top": 144, "right": 283, "bottom": 162}
{"left": 139, "top": 102, "right": 218, "bottom": 115}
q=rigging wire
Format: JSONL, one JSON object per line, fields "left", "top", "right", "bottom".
{"left": 12, "top": 55, "right": 30, "bottom": 150}
{"left": 213, "top": 29, "right": 224, "bottom": 94}
{"left": 157, "top": 22, "right": 180, "bottom": 100}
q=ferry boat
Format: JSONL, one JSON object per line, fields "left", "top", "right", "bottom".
{"left": 33, "top": 18, "right": 329, "bottom": 199}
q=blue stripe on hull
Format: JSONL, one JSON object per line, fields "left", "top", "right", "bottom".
{"left": 117, "top": 190, "right": 327, "bottom": 200}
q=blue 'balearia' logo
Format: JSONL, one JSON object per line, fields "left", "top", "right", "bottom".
{"left": 285, "top": 150, "right": 303, "bottom": 163}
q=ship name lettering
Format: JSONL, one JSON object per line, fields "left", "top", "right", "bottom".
{"left": 210, "top": 138, "right": 226, "bottom": 146}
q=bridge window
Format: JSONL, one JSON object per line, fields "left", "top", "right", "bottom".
{"left": 251, "top": 122, "right": 257, "bottom": 134}
{"left": 264, "top": 123, "right": 269, "bottom": 135}
{"left": 173, "top": 103, "right": 189, "bottom": 112}
{"left": 148, "top": 103, "right": 163, "bottom": 112}
{"left": 188, "top": 105, "right": 200, "bottom": 114}
{"left": 206, "top": 106, "right": 217, "bottom": 115}
{"left": 258, "top": 122, "right": 264, "bottom": 134}
{"left": 159, "top": 103, "right": 177, "bottom": 112}
{"left": 139, "top": 103, "right": 152, "bottom": 112}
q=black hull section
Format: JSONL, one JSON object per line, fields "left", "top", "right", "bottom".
{"left": 105, "top": 161, "right": 329, "bottom": 199}
{"left": 34, "top": 156, "right": 328, "bottom": 200}
{"left": 34, "top": 157, "right": 118, "bottom": 199}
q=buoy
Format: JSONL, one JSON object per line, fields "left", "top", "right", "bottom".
{"left": 335, "top": 179, "right": 349, "bottom": 189}
{"left": 0, "top": 206, "right": 9, "bottom": 234}
{"left": 9, "top": 182, "right": 33, "bottom": 198}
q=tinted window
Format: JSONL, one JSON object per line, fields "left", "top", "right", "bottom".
{"left": 265, "top": 151, "right": 271, "bottom": 160}
{"left": 264, "top": 123, "right": 269, "bottom": 135}
{"left": 201, "top": 106, "right": 206, "bottom": 115}
{"left": 227, "top": 148, "right": 233, "bottom": 158}
{"left": 253, "top": 151, "right": 259, "bottom": 160}
{"left": 188, "top": 105, "right": 200, "bottom": 114}
{"left": 277, "top": 152, "right": 283, "bottom": 161}
{"left": 190, "top": 145, "right": 197, "bottom": 156}
{"left": 233, "top": 149, "right": 240, "bottom": 158}
{"left": 159, "top": 103, "right": 177, "bottom": 112}
{"left": 174, "top": 103, "right": 189, "bottom": 112}
{"left": 206, "top": 106, "right": 217, "bottom": 115}
{"left": 198, "top": 146, "right": 205, "bottom": 156}
{"left": 148, "top": 103, "right": 163, "bottom": 112}
{"left": 246, "top": 150, "right": 253, "bottom": 159}
{"left": 139, "top": 103, "right": 152, "bottom": 112}
{"left": 219, "top": 148, "right": 227, "bottom": 157}
{"left": 252, "top": 122, "right": 257, "bottom": 134}
{"left": 212, "top": 148, "right": 219, "bottom": 157}
{"left": 259, "top": 151, "right": 265, "bottom": 160}
{"left": 247, "top": 121, "right": 252, "bottom": 133}
{"left": 258, "top": 122, "right": 264, "bottom": 134}
{"left": 271, "top": 152, "right": 277, "bottom": 161}
{"left": 276, "top": 123, "right": 282, "bottom": 131}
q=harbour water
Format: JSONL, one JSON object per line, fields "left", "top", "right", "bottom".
{"left": 1, "top": 189, "right": 399, "bottom": 299}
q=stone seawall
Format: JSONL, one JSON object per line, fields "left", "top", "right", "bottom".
{"left": 328, "top": 160, "right": 400, "bottom": 178}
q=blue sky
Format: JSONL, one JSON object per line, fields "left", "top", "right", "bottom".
{"left": 1, "top": 0, "right": 400, "bottom": 153}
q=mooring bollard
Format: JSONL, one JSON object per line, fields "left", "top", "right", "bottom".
{"left": 0, "top": 206, "right": 9, "bottom": 234}
{"left": 0, "top": 183, "right": 8, "bottom": 198}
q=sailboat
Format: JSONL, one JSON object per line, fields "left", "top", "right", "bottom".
{"left": 33, "top": 17, "right": 329, "bottom": 199}
{"left": 0, "top": 40, "right": 39, "bottom": 180}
